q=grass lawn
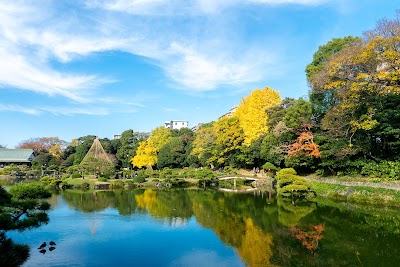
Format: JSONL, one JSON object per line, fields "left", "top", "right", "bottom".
{"left": 311, "top": 181, "right": 400, "bottom": 207}
{"left": 64, "top": 178, "right": 98, "bottom": 187}
{"left": 305, "top": 173, "right": 400, "bottom": 184}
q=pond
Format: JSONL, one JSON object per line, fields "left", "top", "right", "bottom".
{"left": 7, "top": 189, "right": 400, "bottom": 267}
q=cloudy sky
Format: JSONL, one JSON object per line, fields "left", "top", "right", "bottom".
{"left": 0, "top": 0, "right": 398, "bottom": 147}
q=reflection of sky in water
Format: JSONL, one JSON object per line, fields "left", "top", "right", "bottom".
{"left": 7, "top": 196, "right": 244, "bottom": 267}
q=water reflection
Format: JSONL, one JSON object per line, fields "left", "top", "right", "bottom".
{"left": 7, "top": 189, "right": 400, "bottom": 267}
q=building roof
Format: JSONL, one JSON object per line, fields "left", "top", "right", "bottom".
{"left": 0, "top": 149, "right": 35, "bottom": 163}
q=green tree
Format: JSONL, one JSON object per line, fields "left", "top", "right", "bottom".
{"left": 260, "top": 133, "right": 285, "bottom": 167}
{"left": 266, "top": 98, "right": 296, "bottom": 130}
{"left": 237, "top": 135, "right": 264, "bottom": 168}
{"left": 0, "top": 183, "right": 52, "bottom": 266}
{"left": 0, "top": 232, "right": 29, "bottom": 267}
{"left": 283, "top": 99, "right": 312, "bottom": 130}
{"left": 307, "top": 13, "right": 400, "bottom": 172}
{"left": 157, "top": 137, "right": 186, "bottom": 169}
{"left": 306, "top": 36, "right": 360, "bottom": 123}
{"left": 116, "top": 130, "right": 148, "bottom": 168}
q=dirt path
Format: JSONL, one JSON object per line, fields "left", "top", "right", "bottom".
{"left": 304, "top": 176, "right": 400, "bottom": 191}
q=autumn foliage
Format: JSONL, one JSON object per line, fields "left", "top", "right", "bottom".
{"left": 235, "top": 86, "right": 281, "bottom": 146}
{"left": 290, "top": 224, "right": 324, "bottom": 253}
{"left": 17, "top": 137, "right": 67, "bottom": 154}
{"left": 288, "top": 124, "right": 320, "bottom": 158}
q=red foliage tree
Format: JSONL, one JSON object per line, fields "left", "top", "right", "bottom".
{"left": 17, "top": 137, "right": 67, "bottom": 154}
{"left": 288, "top": 124, "right": 320, "bottom": 158}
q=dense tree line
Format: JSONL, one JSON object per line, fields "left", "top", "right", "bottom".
{"left": 15, "top": 12, "right": 400, "bottom": 178}
{"left": 130, "top": 12, "right": 400, "bottom": 177}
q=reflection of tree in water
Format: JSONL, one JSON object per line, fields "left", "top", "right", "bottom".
{"left": 271, "top": 199, "right": 400, "bottom": 266}
{"left": 290, "top": 224, "right": 324, "bottom": 253}
{"left": 62, "top": 190, "right": 138, "bottom": 215}
{"left": 190, "top": 191, "right": 278, "bottom": 267}
{"left": 59, "top": 189, "right": 400, "bottom": 266}
{"left": 238, "top": 219, "right": 276, "bottom": 267}
{"left": 63, "top": 190, "right": 116, "bottom": 212}
{"left": 135, "top": 189, "right": 193, "bottom": 226}
{"left": 277, "top": 197, "right": 316, "bottom": 227}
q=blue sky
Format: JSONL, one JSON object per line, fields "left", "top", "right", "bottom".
{"left": 0, "top": 0, "right": 398, "bottom": 148}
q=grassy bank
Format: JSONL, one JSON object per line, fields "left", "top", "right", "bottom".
{"left": 311, "top": 181, "right": 400, "bottom": 207}
{"left": 305, "top": 173, "right": 400, "bottom": 184}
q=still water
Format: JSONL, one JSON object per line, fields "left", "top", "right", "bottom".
{"left": 7, "top": 189, "right": 400, "bottom": 267}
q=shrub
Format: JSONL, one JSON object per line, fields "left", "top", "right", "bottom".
{"left": 98, "top": 177, "right": 108, "bottom": 182}
{"left": 136, "top": 169, "right": 150, "bottom": 179}
{"left": 159, "top": 168, "right": 172, "bottom": 179}
{"left": 150, "top": 171, "right": 160, "bottom": 179}
{"left": 361, "top": 161, "right": 400, "bottom": 180}
{"left": 181, "top": 168, "right": 197, "bottom": 178}
{"left": 158, "top": 168, "right": 182, "bottom": 179}
{"left": 262, "top": 162, "right": 278, "bottom": 172}
{"left": 277, "top": 168, "right": 297, "bottom": 178}
{"left": 9, "top": 183, "right": 51, "bottom": 200}
{"left": 276, "top": 168, "right": 314, "bottom": 198}
{"left": 75, "top": 182, "right": 90, "bottom": 190}
{"left": 40, "top": 176, "right": 62, "bottom": 189}
{"left": 100, "top": 173, "right": 110, "bottom": 179}
{"left": 223, "top": 166, "right": 238, "bottom": 175}
{"left": 71, "top": 172, "right": 81, "bottom": 179}
{"left": 133, "top": 176, "right": 146, "bottom": 183}
{"left": 194, "top": 168, "right": 216, "bottom": 180}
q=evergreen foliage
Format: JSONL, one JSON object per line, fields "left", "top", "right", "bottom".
{"left": 276, "top": 168, "right": 315, "bottom": 198}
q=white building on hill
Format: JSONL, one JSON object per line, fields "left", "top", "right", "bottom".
{"left": 165, "top": 120, "right": 189, "bottom": 130}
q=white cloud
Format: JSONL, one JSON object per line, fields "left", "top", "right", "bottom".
{"left": 0, "top": 1, "right": 111, "bottom": 102}
{"left": 40, "top": 106, "right": 109, "bottom": 116}
{"left": 0, "top": 104, "right": 40, "bottom": 115}
{"left": 164, "top": 42, "right": 274, "bottom": 90}
{"left": 87, "top": 0, "right": 331, "bottom": 15}
{"left": 248, "top": 0, "right": 330, "bottom": 5}
{"left": 0, "top": 102, "right": 110, "bottom": 116}
{"left": 0, "top": 47, "right": 103, "bottom": 102}
{"left": 0, "top": 0, "right": 327, "bottom": 101}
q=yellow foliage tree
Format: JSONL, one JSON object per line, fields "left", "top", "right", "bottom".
{"left": 191, "top": 123, "right": 216, "bottom": 166}
{"left": 131, "top": 126, "right": 172, "bottom": 168}
{"left": 131, "top": 140, "right": 157, "bottom": 168}
{"left": 235, "top": 87, "right": 281, "bottom": 146}
{"left": 150, "top": 126, "right": 173, "bottom": 151}
{"left": 49, "top": 144, "right": 63, "bottom": 159}
{"left": 212, "top": 116, "right": 244, "bottom": 165}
